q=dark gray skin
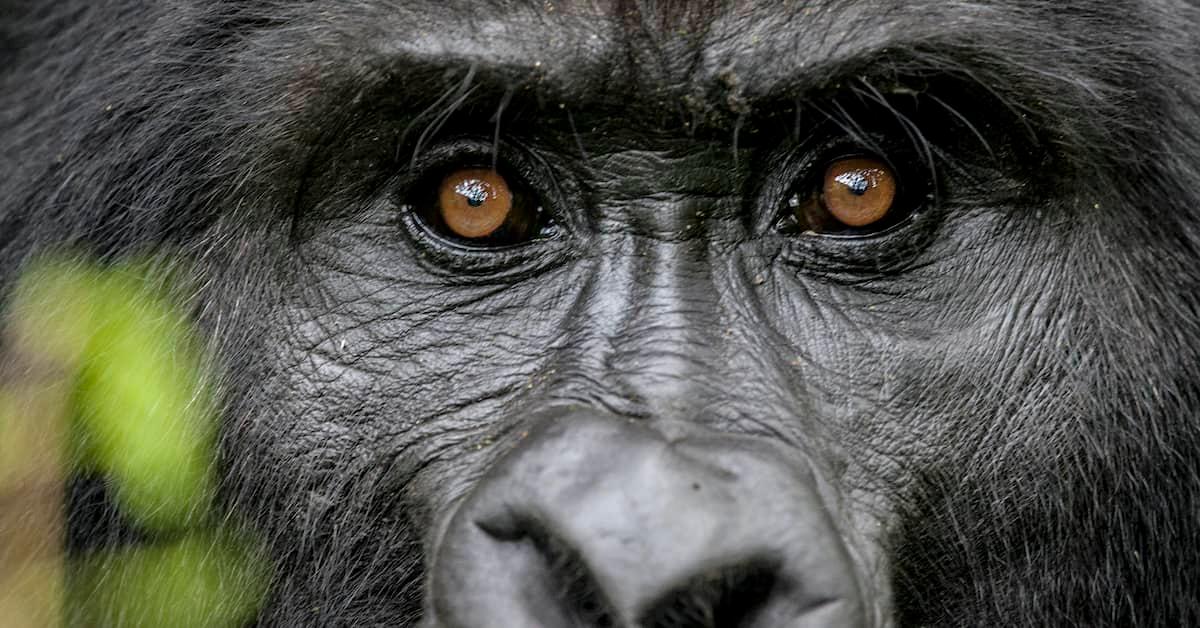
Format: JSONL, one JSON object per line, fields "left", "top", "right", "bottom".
{"left": 3, "top": 0, "right": 1200, "bottom": 626}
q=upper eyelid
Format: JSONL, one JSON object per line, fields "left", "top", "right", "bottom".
{"left": 403, "top": 137, "right": 504, "bottom": 177}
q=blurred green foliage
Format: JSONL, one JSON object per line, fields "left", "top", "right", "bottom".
{"left": 69, "top": 530, "right": 270, "bottom": 628}
{"left": 4, "top": 256, "right": 271, "bottom": 627}
{"left": 17, "top": 260, "right": 217, "bottom": 531}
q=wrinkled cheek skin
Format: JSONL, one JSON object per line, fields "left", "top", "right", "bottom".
{"left": 3, "top": 0, "right": 1200, "bottom": 627}
{"left": 220, "top": 250, "right": 592, "bottom": 622}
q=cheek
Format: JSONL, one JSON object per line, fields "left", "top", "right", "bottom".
{"left": 238, "top": 249, "right": 592, "bottom": 509}
{"left": 741, "top": 212, "right": 1078, "bottom": 477}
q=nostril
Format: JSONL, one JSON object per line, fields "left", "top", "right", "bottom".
{"left": 638, "top": 561, "right": 781, "bottom": 628}
{"left": 476, "top": 518, "right": 618, "bottom": 628}
{"left": 435, "top": 417, "right": 867, "bottom": 628}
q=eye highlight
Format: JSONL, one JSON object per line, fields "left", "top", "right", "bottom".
{"left": 822, "top": 158, "right": 897, "bottom": 227}
{"left": 439, "top": 169, "right": 514, "bottom": 239}
{"left": 786, "top": 156, "right": 903, "bottom": 235}
{"left": 411, "top": 166, "right": 548, "bottom": 247}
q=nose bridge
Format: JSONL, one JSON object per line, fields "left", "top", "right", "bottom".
{"left": 551, "top": 146, "right": 746, "bottom": 416}
{"left": 580, "top": 146, "right": 739, "bottom": 413}
{"left": 603, "top": 207, "right": 733, "bottom": 415}
{"left": 616, "top": 230, "right": 721, "bottom": 369}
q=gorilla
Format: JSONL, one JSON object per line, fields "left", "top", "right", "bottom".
{"left": 2, "top": 0, "right": 1199, "bottom": 626}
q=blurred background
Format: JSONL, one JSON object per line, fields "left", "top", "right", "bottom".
{"left": 0, "top": 256, "right": 270, "bottom": 628}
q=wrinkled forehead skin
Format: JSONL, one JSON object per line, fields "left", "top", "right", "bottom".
{"left": 262, "top": 0, "right": 1145, "bottom": 109}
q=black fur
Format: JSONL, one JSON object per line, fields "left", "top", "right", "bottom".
{"left": 2, "top": 1, "right": 1199, "bottom": 626}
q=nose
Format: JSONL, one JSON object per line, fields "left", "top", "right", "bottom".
{"left": 430, "top": 410, "right": 868, "bottom": 628}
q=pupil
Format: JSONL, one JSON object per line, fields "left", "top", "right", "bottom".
{"left": 836, "top": 171, "right": 871, "bottom": 196}
{"left": 455, "top": 180, "right": 489, "bottom": 208}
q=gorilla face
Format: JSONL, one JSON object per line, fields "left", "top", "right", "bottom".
{"left": 2, "top": 1, "right": 1200, "bottom": 626}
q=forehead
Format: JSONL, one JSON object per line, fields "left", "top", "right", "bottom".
{"left": 305, "top": 0, "right": 1072, "bottom": 101}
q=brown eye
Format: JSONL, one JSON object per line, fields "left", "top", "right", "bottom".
{"left": 438, "top": 169, "right": 514, "bottom": 239}
{"left": 410, "top": 163, "right": 549, "bottom": 249}
{"left": 822, "top": 157, "right": 897, "bottom": 227}
{"left": 789, "top": 156, "right": 901, "bottom": 234}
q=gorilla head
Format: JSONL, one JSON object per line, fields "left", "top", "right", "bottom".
{"left": 2, "top": 1, "right": 1199, "bottom": 626}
